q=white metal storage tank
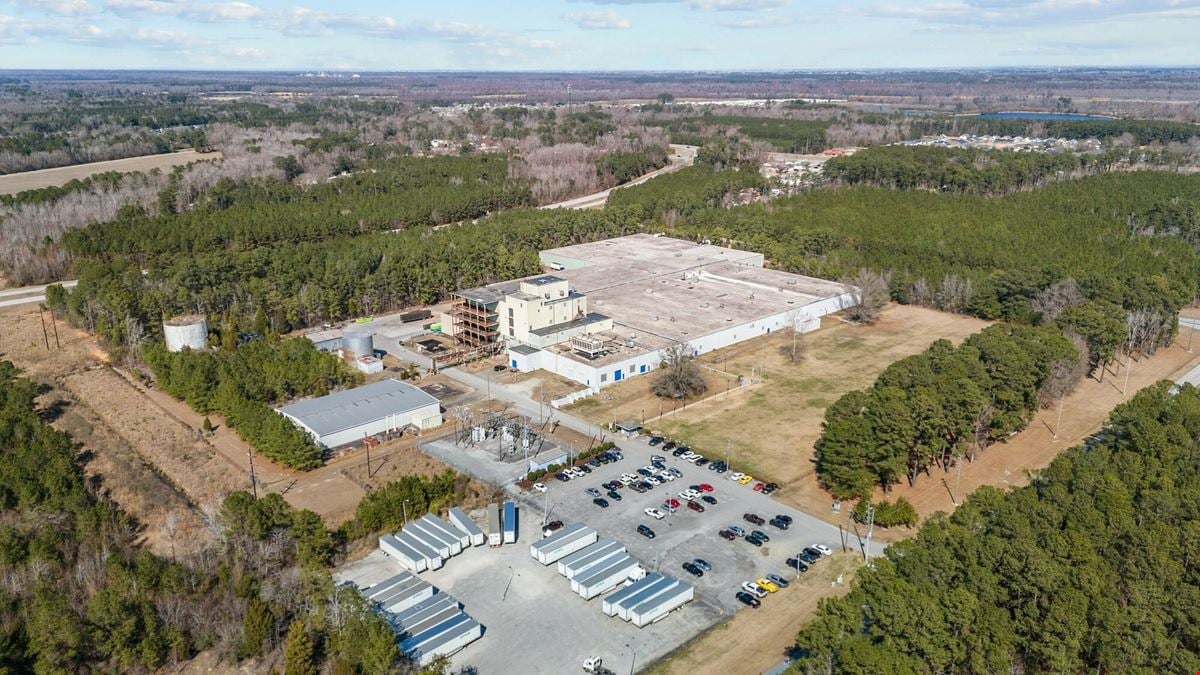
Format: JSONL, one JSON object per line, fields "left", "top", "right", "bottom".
{"left": 342, "top": 330, "right": 374, "bottom": 359}
{"left": 163, "top": 315, "right": 208, "bottom": 352}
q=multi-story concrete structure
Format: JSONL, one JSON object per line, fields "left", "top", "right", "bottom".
{"left": 453, "top": 234, "right": 857, "bottom": 392}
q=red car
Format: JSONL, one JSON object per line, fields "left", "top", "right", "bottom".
{"left": 665, "top": 498, "right": 681, "bottom": 509}
{"left": 752, "top": 482, "right": 765, "bottom": 492}
{"left": 698, "top": 483, "right": 714, "bottom": 492}
{"left": 687, "top": 501, "right": 705, "bottom": 513}
{"left": 719, "top": 529, "right": 736, "bottom": 541}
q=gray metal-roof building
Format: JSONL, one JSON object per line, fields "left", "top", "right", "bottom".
{"left": 276, "top": 378, "right": 442, "bottom": 449}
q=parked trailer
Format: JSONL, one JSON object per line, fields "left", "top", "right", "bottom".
{"left": 616, "top": 577, "right": 680, "bottom": 622}
{"left": 407, "top": 616, "right": 482, "bottom": 667}
{"left": 530, "top": 523, "right": 597, "bottom": 565}
{"left": 395, "top": 530, "right": 445, "bottom": 570}
{"left": 487, "top": 503, "right": 502, "bottom": 547}
{"left": 448, "top": 507, "right": 486, "bottom": 547}
{"left": 375, "top": 576, "right": 436, "bottom": 615}
{"left": 406, "top": 518, "right": 461, "bottom": 556}
{"left": 398, "top": 604, "right": 464, "bottom": 641}
{"left": 559, "top": 539, "right": 624, "bottom": 578}
{"left": 403, "top": 522, "right": 454, "bottom": 558}
{"left": 630, "top": 580, "right": 694, "bottom": 628}
{"left": 401, "top": 611, "right": 473, "bottom": 654}
{"left": 392, "top": 594, "right": 460, "bottom": 631}
{"left": 424, "top": 514, "right": 470, "bottom": 549}
{"left": 603, "top": 573, "right": 663, "bottom": 617}
{"left": 366, "top": 571, "right": 414, "bottom": 599}
{"left": 379, "top": 534, "right": 428, "bottom": 573}
{"left": 572, "top": 555, "right": 643, "bottom": 600}
{"left": 502, "top": 500, "right": 518, "bottom": 544}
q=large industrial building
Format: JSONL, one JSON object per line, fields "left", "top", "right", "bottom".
{"left": 276, "top": 378, "right": 443, "bottom": 449}
{"left": 451, "top": 234, "right": 857, "bottom": 392}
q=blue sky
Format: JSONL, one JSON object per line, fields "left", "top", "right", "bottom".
{"left": 0, "top": 0, "right": 1197, "bottom": 70}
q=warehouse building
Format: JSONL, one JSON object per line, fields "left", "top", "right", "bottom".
{"left": 276, "top": 378, "right": 442, "bottom": 449}
{"left": 452, "top": 234, "right": 857, "bottom": 392}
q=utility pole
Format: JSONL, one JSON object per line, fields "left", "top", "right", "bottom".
{"left": 37, "top": 306, "right": 49, "bottom": 350}
{"left": 365, "top": 437, "right": 372, "bottom": 479}
{"left": 1053, "top": 394, "right": 1065, "bottom": 441}
{"left": 247, "top": 447, "right": 259, "bottom": 499}
{"left": 863, "top": 503, "right": 875, "bottom": 564}
{"left": 47, "top": 306, "right": 60, "bottom": 349}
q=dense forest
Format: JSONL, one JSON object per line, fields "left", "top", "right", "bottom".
{"left": 815, "top": 324, "right": 1080, "bottom": 497}
{"left": 823, "top": 145, "right": 1123, "bottom": 194}
{"left": 795, "top": 382, "right": 1200, "bottom": 673}
{"left": 647, "top": 114, "right": 829, "bottom": 152}
{"left": 606, "top": 164, "right": 765, "bottom": 218}
{"left": 141, "top": 338, "right": 360, "bottom": 469}
{"left": 952, "top": 116, "right": 1200, "bottom": 145}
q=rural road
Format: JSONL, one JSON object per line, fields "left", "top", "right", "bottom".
{"left": 0, "top": 279, "right": 79, "bottom": 309}
{"left": 539, "top": 143, "right": 697, "bottom": 210}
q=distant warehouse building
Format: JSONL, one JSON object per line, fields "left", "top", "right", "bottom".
{"left": 276, "top": 379, "right": 442, "bottom": 449}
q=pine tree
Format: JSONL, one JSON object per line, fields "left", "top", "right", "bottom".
{"left": 283, "top": 620, "right": 317, "bottom": 675}
{"left": 240, "top": 598, "right": 273, "bottom": 658}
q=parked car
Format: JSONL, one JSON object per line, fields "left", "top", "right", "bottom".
{"left": 727, "top": 525, "right": 746, "bottom": 537}
{"left": 657, "top": 472, "right": 675, "bottom": 482}
{"left": 700, "top": 495, "right": 718, "bottom": 505}
{"left": 814, "top": 544, "right": 833, "bottom": 556}
{"left": 636, "top": 481, "right": 653, "bottom": 491}
{"left": 743, "top": 513, "right": 765, "bottom": 526}
{"left": 755, "top": 578, "right": 780, "bottom": 593}
{"left": 672, "top": 447, "right": 688, "bottom": 457}
{"left": 762, "top": 482, "right": 779, "bottom": 494}
{"left": 682, "top": 451, "right": 697, "bottom": 460}
{"left": 698, "top": 483, "right": 714, "bottom": 492}
{"left": 752, "top": 482, "right": 765, "bottom": 492}
{"left": 587, "top": 458, "right": 602, "bottom": 468}
{"left": 686, "top": 501, "right": 705, "bottom": 513}
{"left": 769, "top": 517, "right": 790, "bottom": 530}
{"left": 668, "top": 467, "right": 683, "bottom": 477}
{"left": 678, "top": 490, "right": 698, "bottom": 501}
{"left": 766, "top": 573, "right": 789, "bottom": 588}
{"left": 662, "top": 502, "right": 677, "bottom": 513}
{"left": 751, "top": 530, "right": 770, "bottom": 542}
{"left": 799, "top": 550, "right": 820, "bottom": 563}
{"left": 729, "top": 472, "right": 745, "bottom": 482}
{"left": 532, "top": 482, "right": 547, "bottom": 493}
{"left": 592, "top": 497, "right": 609, "bottom": 508}
{"left": 611, "top": 480, "right": 624, "bottom": 489}
{"left": 682, "top": 562, "right": 704, "bottom": 577}
{"left": 621, "top": 472, "right": 638, "bottom": 483}
{"left": 646, "top": 476, "right": 662, "bottom": 486}
{"left": 695, "top": 457, "right": 709, "bottom": 467}
{"left": 744, "top": 535, "right": 764, "bottom": 547}
{"left": 644, "top": 507, "right": 665, "bottom": 520}
{"left": 741, "top": 581, "right": 768, "bottom": 598}
{"left": 737, "top": 474, "right": 755, "bottom": 485}
{"left": 663, "top": 441, "right": 677, "bottom": 450}
{"left": 693, "top": 558, "right": 712, "bottom": 571}
{"left": 493, "top": 364, "right": 507, "bottom": 372}
{"left": 775, "top": 514, "right": 793, "bottom": 526}
{"left": 637, "top": 468, "right": 653, "bottom": 477}
{"left": 719, "top": 529, "right": 737, "bottom": 541}
{"left": 649, "top": 436, "right": 663, "bottom": 446}
{"left": 637, "top": 524, "right": 656, "bottom": 539}
{"left": 650, "top": 460, "right": 666, "bottom": 471}
{"left": 542, "top": 520, "right": 564, "bottom": 536}
{"left": 586, "top": 487, "right": 601, "bottom": 497}
{"left": 611, "top": 450, "right": 624, "bottom": 461}
{"left": 665, "top": 498, "right": 681, "bottom": 509}
{"left": 650, "top": 454, "right": 665, "bottom": 463}
{"left": 578, "top": 465, "right": 592, "bottom": 474}
{"left": 785, "top": 557, "right": 809, "bottom": 574}
{"left": 736, "top": 591, "right": 761, "bottom": 608}
{"left": 629, "top": 483, "right": 647, "bottom": 494}
{"left": 607, "top": 490, "right": 623, "bottom": 502}
{"left": 555, "top": 472, "right": 570, "bottom": 482}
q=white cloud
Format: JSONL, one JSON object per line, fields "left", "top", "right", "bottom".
{"left": 14, "top": 0, "right": 96, "bottom": 16}
{"left": 562, "top": 9, "right": 631, "bottom": 29}
{"left": 866, "top": 0, "right": 1200, "bottom": 26}
{"left": 570, "top": 0, "right": 789, "bottom": 10}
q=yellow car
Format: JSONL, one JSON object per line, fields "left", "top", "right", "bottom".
{"left": 737, "top": 474, "right": 755, "bottom": 485}
{"left": 755, "top": 578, "right": 780, "bottom": 593}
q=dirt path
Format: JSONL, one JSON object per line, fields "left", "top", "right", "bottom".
{"left": 0, "top": 149, "right": 221, "bottom": 195}
{"left": 647, "top": 553, "right": 862, "bottom": 675}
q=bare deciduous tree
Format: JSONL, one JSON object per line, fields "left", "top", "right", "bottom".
{"left": 1032, "top": 278, "right": 1084, "bottom": 323}
{"left": 652, "top": 342, "right": 708, "bottom": 399}
{"left": 1126, "top": 308, "right": 1168, "bottom": 355}
{"left": 934, "top": 274, "right": 973, "bottom": 313}
{"left": 842, "top": 268, "right": 891, "bottom": 324}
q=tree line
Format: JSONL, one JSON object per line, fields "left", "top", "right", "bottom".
{"left": 647, "top": 114, "right": 829, "bottom": 153}
{"left": 795, "top": 381, "right": 1200, "bottom": 673}
{"left": 140, "top": 338, "right": 360, "bottom": 469}
{"left": 815, "top": 324, "right": 1081, "bottom": 497}
{"left": 606, "top": 164, "right": 766, "bottom": 219}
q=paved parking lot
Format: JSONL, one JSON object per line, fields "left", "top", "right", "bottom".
{"left": 337, "top": 511, "right": 720, "bottom": 674}
{"left": 520, "top": 437, "right": 857, "bottom": 615}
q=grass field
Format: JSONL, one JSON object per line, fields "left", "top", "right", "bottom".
{"left": 0, "top": 149, "right": 221, "bottom": 195}
{"left": 571, "top": 304, "right": 990, "bottom": 489}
